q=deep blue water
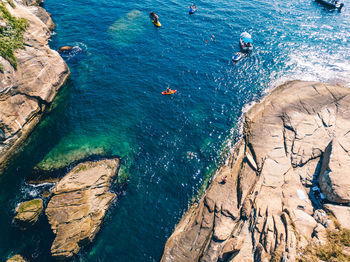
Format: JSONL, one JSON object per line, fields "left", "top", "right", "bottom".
{"left": 1, "top": 0, "right": 349, "bottom": 261}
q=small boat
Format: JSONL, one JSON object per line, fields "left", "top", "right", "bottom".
{"left": 315, "top": 0, "right": 344, "bottom": 10}
{"left": 162, "top": 89, "right": 177, "bottom": 95}
{"left": 239, "top": 32, "right": 253, "bottom": 52}
{"left": 232, "top": 52, "right": 245, "bottom": 62}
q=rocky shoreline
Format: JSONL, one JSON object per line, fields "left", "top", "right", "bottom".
{"left": 0, "top": 0, "right": 69, "bottom": 173}
{"left": 161, "top": 80, "right": 350, "bottom": 262}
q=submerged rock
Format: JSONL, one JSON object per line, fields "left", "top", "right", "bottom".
{"left": 6, "top": 254, "right": 27, "bottom": 262}
{"left": 45, "top": 158, "right": 120, "bottom": 260}
{"left": 108, "top": 10, "right": 147, "bottom": 47}
{"left": 14, "top": 198, "right": 43, "bottom": 228}
{"left": 161, "top": 81, "right": 350, "bottom": 261}
{"left": 27, "top": 149, "right": 109, "bottom": 184}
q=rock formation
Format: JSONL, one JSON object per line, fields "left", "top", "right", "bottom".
{"left": 6, "top": 254, "right": 27, "bottom": 262}
{"left": 0, "top": 0, "right": 69, "bottom": 173}
{"left": 58, "top": 46, "right": 73, "bottom": 53}
{"left": 14, "top": 198, "right": 43, "bottom": 227}
{"left": 45, "top": 158, "right": 120, "bottom": 260}
{"left": 161, "top": 81, "right": 350, "bottom": 262}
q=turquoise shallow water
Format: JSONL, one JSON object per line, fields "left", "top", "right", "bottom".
{"left": 1, "top": 0, "right": 349, "bottom": 261}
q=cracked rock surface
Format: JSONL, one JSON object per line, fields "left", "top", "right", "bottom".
{"left": 45, "top": 158, "right": 119, "bottom": 260}
{"left": 0, "top": 0, "right": 69, "bottom": 172}
{"left": 161, "top": 81, "right": 350, "bottom": 262}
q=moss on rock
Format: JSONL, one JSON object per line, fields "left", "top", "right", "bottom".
{"left": 14, "top": 198, "right": 43, "bottom": 228}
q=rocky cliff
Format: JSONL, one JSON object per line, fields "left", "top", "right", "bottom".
{"left": 161, "top": 81, "right": 350, "bottom": 262}
{"left": 0, "top": 0, "right": 69, "bottom": 172}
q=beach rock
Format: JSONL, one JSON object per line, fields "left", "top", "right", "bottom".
{"left": 6, "top": 254, "right": 27, "bottom": 262}
{"left": 161, "top": 81, "right": 350, "bottom": 262}
{"left": 58, "top": 46, "right": 73, "bottom": 53}
{"left": 45, "top": 158, "right": 119, "bottom": 260}
{"left": 14, "top": 198, "right": 43, "bottom": 228}
{"left": 0, "top": 1, "right": 69, "bottom": 174}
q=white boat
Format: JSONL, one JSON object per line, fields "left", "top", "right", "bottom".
{"left": 240, "top": 32, "right": 253, "bottom": 52}
{"left": 316, "top": 0, "right": 344, "bottom": 10}
{"left": 232, "top": 52, "right": 245, "bottom": 62}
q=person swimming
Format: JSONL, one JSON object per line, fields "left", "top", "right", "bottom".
{"left": 150, "top": 12, "right": 159, "bottom": 23}
{"left": 189, "top": 4, "right": 196, "bottom": 14}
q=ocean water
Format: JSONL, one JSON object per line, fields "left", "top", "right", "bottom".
{"left": 1, "top": 0, "right": 349, "bottom": 261}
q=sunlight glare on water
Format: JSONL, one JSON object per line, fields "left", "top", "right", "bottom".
{"left": 0, "top": 0, "right": 349, "bottom": 261}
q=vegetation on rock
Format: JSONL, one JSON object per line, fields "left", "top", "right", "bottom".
{"left": 299, "top": 229, "right": 350, "bottom": 261}
{"left": 6, "top": 0, "right": 15, "bottom": 9}
{"left": 0, "top": 2, "right": 28, "bottom": 69}
{"left": 14, "top": 198, "right": 43, "bottom": 227}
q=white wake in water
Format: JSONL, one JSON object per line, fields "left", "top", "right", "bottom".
{"left": 270, "top": 50, "right": 350, "bottom": 89}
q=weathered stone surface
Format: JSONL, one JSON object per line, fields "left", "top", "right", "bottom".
{"left": 14, "top": 198, "right": 43, "bottom": 227}
{"left": 324, "top": 204, "right": 350, "bottom": 230}
{"left": 313, "top": 209, "right": 331, "bottom": 228}
{"left": 319, "top": 140, "right": 350, "bottom": 203}
{"left": 0, "top": 1, "right": 69, "bottom": 173}
{"left": 161, "top": 81, "right": 350, "bottom": 262}
{"left": 6, "top": 254, "right": 27, "bottom": 262}
{"left": 45, "top": 158, "right": 119, "bottom": 260}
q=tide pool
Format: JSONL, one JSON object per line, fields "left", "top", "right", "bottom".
{"left": 0, "top": 0, "right": 349, "bottom": 261}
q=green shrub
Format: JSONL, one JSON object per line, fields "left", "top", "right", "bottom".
{"left": 0, "top": 62, "right": 4, "bottom": 73}
{"left": 298, "top": 225, "right": 350, "bottom": 261}
{"left": 0, "top": 3, "right": 28, "bottom": 69}
{"left": 7, "top": 0, "right": 16, "bottom": 8}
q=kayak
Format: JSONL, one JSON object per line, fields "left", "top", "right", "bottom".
{"left": 232, "top": 52, "right": 245, "bottom": 62}
{"left": 153, "top": 20, "right": 162, "bottom": 27}
{"left": 162, "top": 89, "right": 177, "bottom": 95}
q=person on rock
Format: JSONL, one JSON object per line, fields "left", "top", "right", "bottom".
{"left": 221, "top": 175, "right": 228, "bottom": 184}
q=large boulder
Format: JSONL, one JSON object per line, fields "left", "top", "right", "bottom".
{"left": 324, "top": 204, "right": 350, "bottom": 230}
{"left": 14, "top": 198, "right": 43, "bottom": 228}
{"left": 45, "top": 158, "right": 119, "bottom": 260}
{"left": 319, "top": 140, "right": 350, "bottom": 203}
{"left": 161, "top": 81, "right": 350, "bottom": 262}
